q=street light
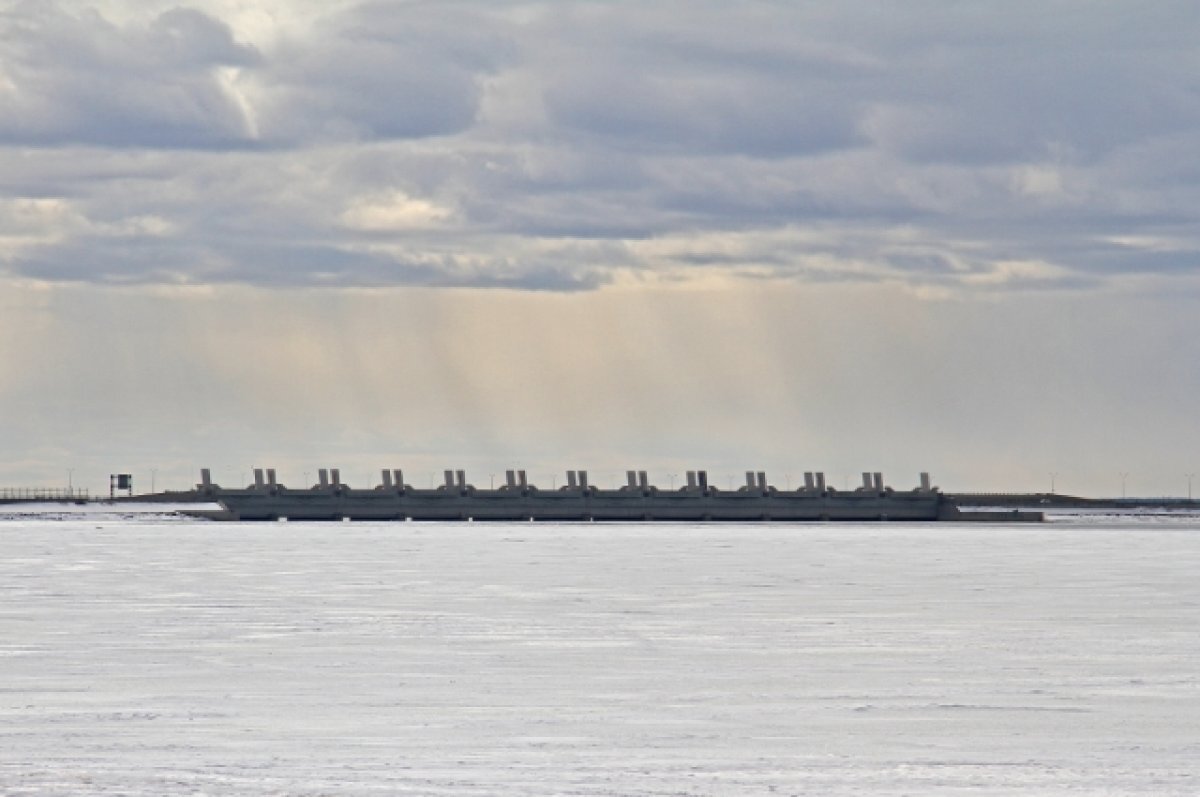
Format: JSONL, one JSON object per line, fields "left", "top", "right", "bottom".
{"left": 1187, "top": 473, "right": 1195, "bottom": 502}
{"left": 1049, "top": 472, "right": 1057, "bottom": 494}
{"left": 67, "top": 468, "right": 74, "bottom": 492}
{"left": 1119, "top": 472, "right": 1128, "bottom": 499}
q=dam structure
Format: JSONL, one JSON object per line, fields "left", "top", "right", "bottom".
{"left": 192, "top": 468, "right": 1034, "bottom": 522}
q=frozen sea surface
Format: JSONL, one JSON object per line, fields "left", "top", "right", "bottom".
{"left": 2, "top": 514, "right": 1198, "bottom": 795}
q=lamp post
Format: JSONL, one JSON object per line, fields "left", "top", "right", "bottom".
{"left": 1049, "top": 472, "right": 1057, "bottom": 494}
{"left": 1187, "top": 473, "right": 1195, "bottom": 502}
{"left": 67, "top": 468, "right": 74, "bottom": 492}
{"left": 1119, "top": 472, "right": 1128, "bottom": 499}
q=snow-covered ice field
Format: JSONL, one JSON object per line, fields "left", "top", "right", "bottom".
{"left": 2, "top": 511, "right": 1198, "bottom": 795}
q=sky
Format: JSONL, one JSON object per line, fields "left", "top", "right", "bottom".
{"left": 2, "top": 1, "right": 1199, "bottom": 498}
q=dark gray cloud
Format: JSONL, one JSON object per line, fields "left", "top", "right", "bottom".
{"left": 0, "top": 4, "right": 260, "bottom": 148}
{"left": 533, "top": 2, "right": 1200, "bottom": 164}
{"left": 13, "top": 235, "right": 605, "bottom": 290}
{"left": 534, "top": 5, "right": 872, "bottom": 158}
{"left": 840, "top": 3, "right": 1200, "bottom": 164}
{"left": 251, "top": 3, "right": 511, "bottom": 143}
{"left": 0, "top": 2, "right": 508, "bottom": 148}
{"left": 2, "top": 1, "right": 1199, "bottom": 291}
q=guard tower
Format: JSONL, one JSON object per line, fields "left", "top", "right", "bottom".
{"left": 110, "top": 473, "right": 133, "bottom": 498}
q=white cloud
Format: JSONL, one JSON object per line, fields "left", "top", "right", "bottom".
{"left": 341, "top": 191, "right": 454, "bottom": 231}
{"left": 1010, "top": 165, "right": 1068, "bottom": 201}
{"left": 960, "top": 259, "right": 1074, "bottom": 288}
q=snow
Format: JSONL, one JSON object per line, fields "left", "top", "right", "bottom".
{"left": 2, "top": 513, "right": 1199, "bottom": 794}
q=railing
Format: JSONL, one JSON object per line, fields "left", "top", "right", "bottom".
{"left": 0, "top": 488, "right": 90, "bottom": 501}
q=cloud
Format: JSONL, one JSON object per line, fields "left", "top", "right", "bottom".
{"left": 0, "top": 4, "right": 261, "bottom": 148}
{"left": 248, "top": 3, "right": 510, "bottom": 144}
{"left": 2, "top": 1, "right": 1199, "bottom": 292}
{"left": 0, "top": 2, "right": 510, "bottom": 149}
{"left": 341, "top": 191, "right": 453, "bottom": 231}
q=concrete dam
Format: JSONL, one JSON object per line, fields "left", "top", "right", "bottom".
{"left": 192, "top": 468, "right": 1041, "bottom": 523}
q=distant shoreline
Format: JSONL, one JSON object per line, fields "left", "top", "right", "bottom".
{"left": 948, "top": 493, "right": 1200, "bottom": 510}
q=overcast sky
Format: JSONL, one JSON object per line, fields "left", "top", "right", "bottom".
{"left": 3, "top": 1, "right": 1198, "bottom": 497}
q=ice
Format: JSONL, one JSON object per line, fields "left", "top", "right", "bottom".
{"left": 0, "top": 502, "right": 222, "bottom": 523}
{"left": 2, "top": 515, "right": 1199, "bottom": 794}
